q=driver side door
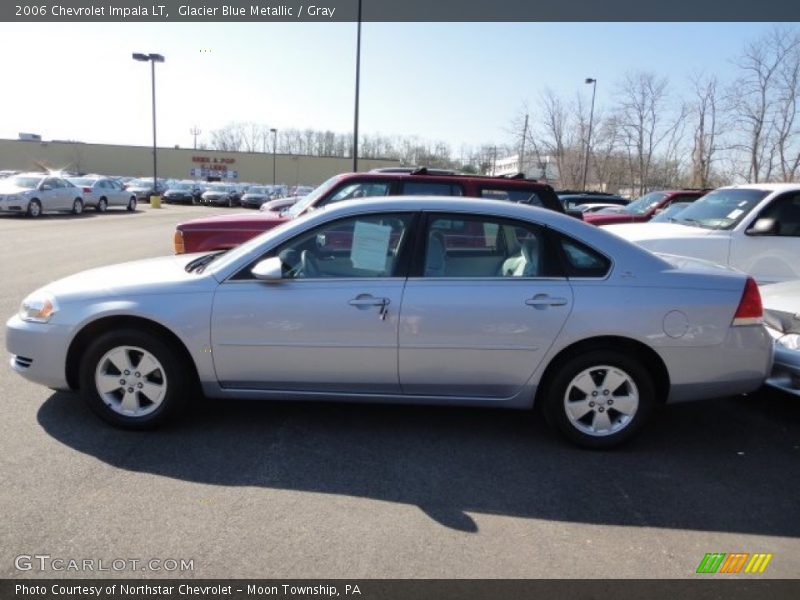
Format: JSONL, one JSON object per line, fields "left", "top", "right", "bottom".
{"left": 210, "top": 212, "right": 416, "bottom": 393}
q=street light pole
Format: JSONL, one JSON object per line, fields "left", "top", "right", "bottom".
{"left": 270, "top": 128, "right": 277, "bottom": 186}
{"left": 582, "top": 77, "right": 597, "bottom": 191}
{"left": 133, "top": 52, "right": 165, "bottom": 206}
{"left": 353, "top": 0, "right": 362, "bottom": 172}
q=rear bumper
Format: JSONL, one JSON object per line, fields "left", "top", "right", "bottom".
{"left": 660, "top": 325, "right": 773, "bottom": 402}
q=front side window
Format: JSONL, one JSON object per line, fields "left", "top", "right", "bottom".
{"left": 753, "top": 193, "right": 800, "bottom": 236}
{"left": 422, "top": 214, "right": 556, "bottom": 278}
{"left": 245, "top": 213, "right": 414, "bottom": 280}
{"left": 321, "top": 181, "right": 392, "bottom": 207}
{"left": 479, "top": 188, "right": 544, "bottom": 206}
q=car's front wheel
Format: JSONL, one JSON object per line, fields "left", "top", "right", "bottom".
{"left": 26, "top": 199, "right": 42, "bottom": 218}
{"left": 126, "top": 196, "right": 137, "bottom": 212}
{"left": 542, "top": 350, "right": 655, "bottom": 449}
{"left": 79, "top": 329, "right": 191, "bottom": 429}
{"left": 72, "top": 198, "right": 84, "bottom": 215}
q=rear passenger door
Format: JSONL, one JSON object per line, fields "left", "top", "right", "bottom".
{"left": 398, "top": 212, "right": 573, "bottom": 399}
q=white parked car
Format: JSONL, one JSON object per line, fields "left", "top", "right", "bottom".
{"left": 0, "top": 173, "right": 85, "bottom": 217}
{"left": 67, "top": 176, "right": 137, "bottom": 212}
{"left": 603, "top": 184, "right": 800, "bottom": 284}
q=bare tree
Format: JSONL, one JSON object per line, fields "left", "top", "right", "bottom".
{"left": 687, "top": 74, "right": 721, "bottom": 188}
{"left": 727, "top": 27, "right": 800, "bottom": 182}
{"left": 615, "top": 71, "right": 685, "bottom": 194}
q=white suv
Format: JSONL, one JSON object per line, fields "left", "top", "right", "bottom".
{"left": 603, "top": 183, "right": 800, "bottom": 284}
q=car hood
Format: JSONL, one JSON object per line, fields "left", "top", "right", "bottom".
{"left": 178, "top": 212, "right": 288, "bottom": 230}
{"left": 602, "top": 222, "right": 718, "bottom": 242}
{"left": 583, "top": 212, "right": 638, "bottom": 225}
{"left": 35, "top": 254, "right": 216, "bottom": 301}
{"left": 760, "top": 280, "right": 800, "bottom": 334}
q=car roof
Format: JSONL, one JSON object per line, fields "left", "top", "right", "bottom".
{"left": 338, "top": 170, "right": 552, "bottom": 188}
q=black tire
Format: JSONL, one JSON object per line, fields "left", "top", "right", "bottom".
{"left": 72, "top": 198, "right": 84, "bottom": 215}
{"left": 96, "top": 197, "right": 108, "bottom": 213}
{"left": 541, "top": 349, "right": 655, "bottom": 449}
{"left": 126, "top": 196, "right": 137, "bottom": 212}
{"left": 26, "top": 199, "right": 42, "bottom": 218}
{"left": 78, "top": 328, "right": 192, "bottom": 429}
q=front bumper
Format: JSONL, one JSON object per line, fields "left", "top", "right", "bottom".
{"left": 6, "top": 314, "right": 72, "bottom": 391}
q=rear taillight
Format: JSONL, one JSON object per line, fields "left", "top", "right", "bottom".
{"left": 83, "top": 187, "right": 92, "bottom": 194}
{"left": 732, "top": 277, "right": 763, "bottom": 326}
{"left": 173, "top": 230, "right": 185, "bottom": 255}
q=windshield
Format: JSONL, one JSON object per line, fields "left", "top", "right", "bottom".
{"left": 6, "top": 175, "right": 42, "bottom": 189}
{"left": 622, "top": 191, "right": 668, "bottom": 215}
{"left": 247, "top": 187, "right": 268, "bottom": 194}
{"left": 673, "top": 188, "right": 769, "bottom": 230}
{"left": 172, "top": 183, "right": 192, "bottom": 190}
{"left": 68, "top": 178, "right": 96, "bottom": 186}
{"left": 283, "top": 174, "right": 345, "bottom": 218}
{"left": 208, "top": 184, "right": 232, "bottom": 192}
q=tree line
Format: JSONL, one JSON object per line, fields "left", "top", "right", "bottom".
{"left": 200, "top": 26, "right": 800, "bottom": 193}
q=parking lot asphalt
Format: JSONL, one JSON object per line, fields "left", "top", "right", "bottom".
{"left": 1, "top": 204, "right": 799, "bottom": 579}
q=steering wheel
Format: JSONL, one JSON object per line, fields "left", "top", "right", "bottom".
{"left": 300, "top": 250, "right": 320, "bottom": 278}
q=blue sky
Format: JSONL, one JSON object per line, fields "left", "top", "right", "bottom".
{"left": 0, "top": 22, "right": 785, "bottom": 151}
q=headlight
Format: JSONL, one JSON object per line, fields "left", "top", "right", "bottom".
{"left": 19, "top": 292, "right": 59, "bottom": 323}
{"left": 777, "top": 333, "right": 800, "bottom": 351}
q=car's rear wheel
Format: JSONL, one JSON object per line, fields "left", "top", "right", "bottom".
{"left": 72, "top": 198, "right": 84, "bottom": 215}
{"left": 542, "top": 350, "right": 655, "bottom": 449}
{"left": 126, "top": 196, "right": 137, "bottom": 212}
{"left": 26, "top": 199, "right": 42, "bottom": 218}
{"left": 96, "top": 197, "right": 108, "bottom": 213}
{"left": 79, "top": 329, "right": 190, "bottom": 429}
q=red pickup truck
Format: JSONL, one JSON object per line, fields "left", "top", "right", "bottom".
{"left": 582, "top": 189, "right": 710, "bottom": 227}
{"left": 173, "top": 169, "right": 571, "bottom": 254}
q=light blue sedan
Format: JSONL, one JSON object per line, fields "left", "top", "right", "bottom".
{"left": 6, "top": 197, "right": 773, "bottom": 448}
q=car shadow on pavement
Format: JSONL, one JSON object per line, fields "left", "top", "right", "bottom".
{"left": 37, "top": 389, "right": 800, "bottom": 535}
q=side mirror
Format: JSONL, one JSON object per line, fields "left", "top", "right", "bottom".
{"left": 40, "top": 184, "right": 52, "bottom": 191}
{"left": 566, "top": 209, "right": 584, "bottom": 221}
{"left": 746, "top": 217, "right": 778, "bottom": 236}
{"left": 316, "top": 233, "right": 327, "bottom": 248}
{"left": 251, "top": 256, "right": 284, "bottom": 281}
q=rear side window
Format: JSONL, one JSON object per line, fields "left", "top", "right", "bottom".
{"left": 556, "top": 234, "right": 611, "bottom": 278}
{"left": 401, "top": 182, "right": 463, "bottom": 196}
{"left": 479, "top": 187, "right": 544, "bottom": 207}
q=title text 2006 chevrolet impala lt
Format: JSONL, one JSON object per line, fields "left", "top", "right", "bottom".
{"left": 6, "top": 197, "right": 772, "bottom": 448}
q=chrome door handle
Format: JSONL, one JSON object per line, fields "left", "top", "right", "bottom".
{"left": 526, "top": 294, "right": 568, "bottom": 308}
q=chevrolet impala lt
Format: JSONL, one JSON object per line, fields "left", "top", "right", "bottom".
{"left": 6, "top": 197, "right": 772, "bottom": 448}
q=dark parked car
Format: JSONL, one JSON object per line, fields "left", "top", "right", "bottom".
{"left": 163, "top": 182, "right": 202, "bottom": 205}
